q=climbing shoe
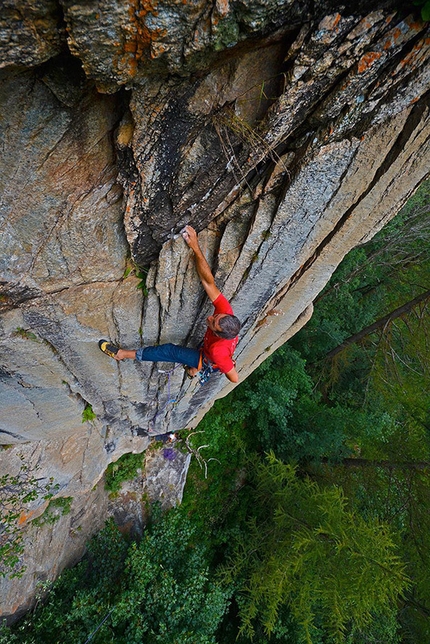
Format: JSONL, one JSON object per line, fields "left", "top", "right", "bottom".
{"left": 98, "top": 339, "right": 119, "bottom": 359}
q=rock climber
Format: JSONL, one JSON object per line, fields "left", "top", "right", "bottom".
{"left": 99, "top": 225, "right": 241, "bottom": 384}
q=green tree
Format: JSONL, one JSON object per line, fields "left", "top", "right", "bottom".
{"left": 224, "top": 454, "right": 409, "bottom": 644}
{"left": 8, "top": 510, "right": 230, "bottom": 644}
{"left": 114, "top": 508, "right": 230, "bottom": 644}
{"left": 324, "top": 290, "right": 430, "bottom": 362}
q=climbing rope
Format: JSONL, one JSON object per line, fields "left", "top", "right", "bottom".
{"left": 82, "top": 608, "right": 114, "bottom": 644}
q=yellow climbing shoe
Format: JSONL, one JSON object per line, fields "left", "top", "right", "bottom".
{"left": 98, "top": 339, "right": 119, "bottom": 359}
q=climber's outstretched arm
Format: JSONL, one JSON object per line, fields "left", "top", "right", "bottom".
{"left": 182, "top": 225, "right": 221, "bottom": 303}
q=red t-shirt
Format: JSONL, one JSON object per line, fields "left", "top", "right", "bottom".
{"left": 202, "top": 293, "right": 238, "bottom": 374}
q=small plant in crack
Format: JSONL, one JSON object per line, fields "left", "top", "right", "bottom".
{"left": 32, "top": 497, "right": 73, "bottom": 527}
{"left": 122, "top": 259, "right": 150, "bottom": 296}
{"left": 82, "top": 404, "right": 96, "bottom": 423}
{"left": 122, "top": 259, "right": 150, "bottom": 297}
{"left": 136, "top": 267, "right": 150, "bottom": 296}
{"left": 15, "top": 328, "right": 38, "bottom": 341}
{"left": 123, "top": 260, "right": 134, "bottom": 280}
{"left": 0, "top": 457, "right": 60, "bottom": 578}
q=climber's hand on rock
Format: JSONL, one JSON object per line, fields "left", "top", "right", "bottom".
{"left": 182, "top": 225, "right": 199, "bottom": 251}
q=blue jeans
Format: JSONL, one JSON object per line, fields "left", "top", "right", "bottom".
{"left": 135, "top": 343, "right": 200, "bottom": 368}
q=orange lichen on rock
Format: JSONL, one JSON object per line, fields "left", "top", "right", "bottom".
{"left": 399, "top": 38, "right": 428, "bottom": 68}
{"left": 255, "top": 317, "right": 269, "bottom": 329}
{"left": 123, "top": 40, "right": 137, "bottom": 53}
{"left": 113, "top": 0, "right": 168, "bottom": 78}
{"left": 332, "top": 13, "right": 342, "bottom": 28}
{"left": 18, "top": 510, "right": 36, "bottom": 526}
{"left": 357, "top": 51, "right": 382, "bottom": 73}
{"left": 319, "top": 13, "right": 342, "bottom": 31}
{"left": 406, "top": 20, "right": 425, "bottom": 31}
{"left": 135, "top": 0, "right": 159, "bottom": 22}
{"left": 383, "top": 27, "right": 402, "bottom": 50}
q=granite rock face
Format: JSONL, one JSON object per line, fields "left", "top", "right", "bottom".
{"left": 0, "top": 0, "right": 65, "bottom": 68}
{"left": 0, "top": 0, "right": 429, "bottom": 620}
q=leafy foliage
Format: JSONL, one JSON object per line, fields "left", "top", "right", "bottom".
{"left": 14, "top": 327, "right": 37, "bottom": 341}
{"left": 104, "top": 452, "right": 145, "bottom": 495}
{"left": 114, "top": 507, "right": 230, "bottom": 644}
{"left": 32, "top": 497, "right": 73, "bottom": 527}
{"left": 292, "top": 180, "right": 430, "bottom": 367}
{"left": 413, "top": 0, "right": 430, "bottom": 21}
{"left": 8, "top": 511, "right": 230, "bottom": 644}
{"left": 136, "top": 266, "right": 150, "bottom": 295}
{"left": 81, "top": 404, "right": 96, "bottom": 423}
{"left": 223, "top": 454, "right": 408, "bottom": 643}
{"left": 0, "top": 458, "right": 59, "bottom": 578}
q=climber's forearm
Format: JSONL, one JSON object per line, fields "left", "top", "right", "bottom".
{"left": 191, "top": 246, "right": 217, "bottom": 296}
{"left": 182, "top": 226, "right": 220, "bottom": 302}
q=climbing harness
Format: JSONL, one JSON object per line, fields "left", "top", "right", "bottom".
{"left": 184, "top": 350, "right": 219, "bottom": 385}
{"left": 198, "top": 355, "right": 217, "bottom": 385}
